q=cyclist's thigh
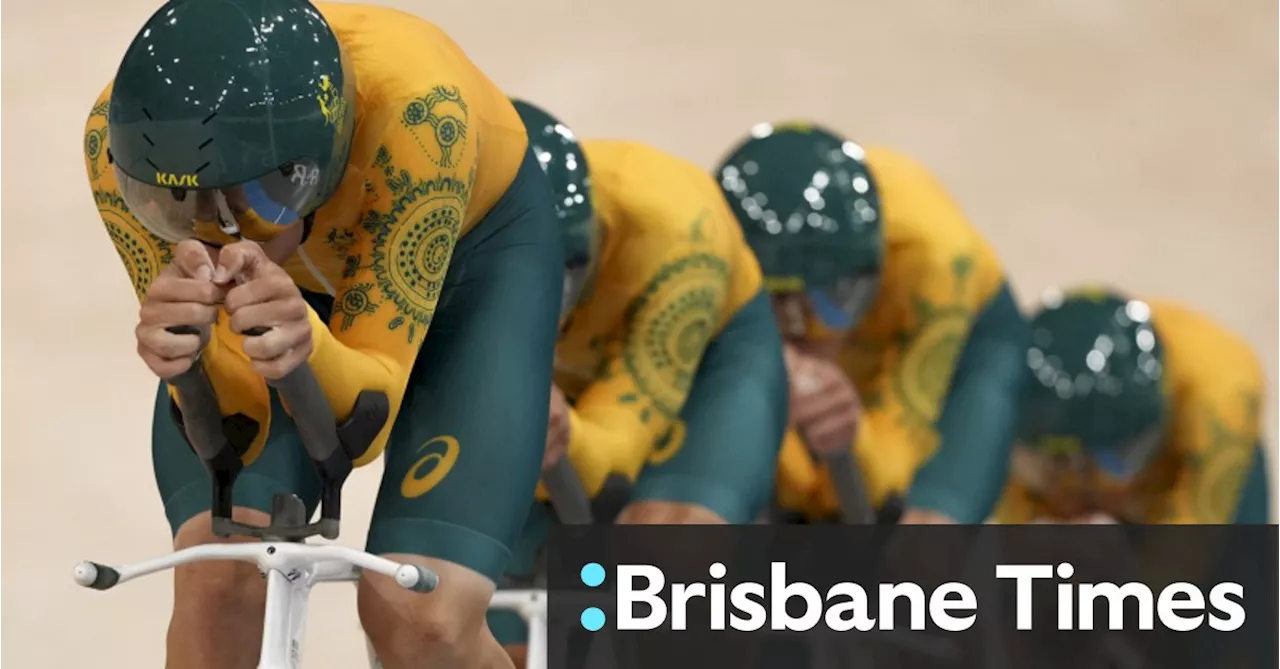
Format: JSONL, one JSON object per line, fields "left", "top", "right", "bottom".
{"left": 631, "top": 289, "right": 788, "bottom": 523}
{"left": 152, "top": 382, "right": 321, "bottom": 537}
{"left": 365, "top": 147, "right": 563, "bottom": 582}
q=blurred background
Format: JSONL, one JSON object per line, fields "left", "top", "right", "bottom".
{"left": 2, "top": 0, "right": 1275, "bottom": 665}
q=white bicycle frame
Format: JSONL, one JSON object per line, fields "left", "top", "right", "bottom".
{"left": 75, "top": 541, "right": 435, "bottom": 669}
{"left": 490, "top": 590, "right": 551, "bottom": 669}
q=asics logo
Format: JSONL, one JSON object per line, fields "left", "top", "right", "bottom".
{"left": 400, "top": 435, "right": 460, "bottom": 499}
{"left": 648, "top": 420, "right": 687, "bottom": 465}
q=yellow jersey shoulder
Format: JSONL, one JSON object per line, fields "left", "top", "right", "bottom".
{"left": 1146, "top": 299, "right": 1263, "bottom": 522}
{"left": 583, "top": 139, "right": 762, "bottom": 313}
{"left": 1149, "top": 298, "right": 1265, "bottom": 435}
{"left": 583, "top": 140, "right": 725, "bottom": 240}
{"left": 553, "top": 140, "right": 762, "bottom": 395}
{"left": 1150, "top": 299, "right": 1263, "bottom": 388}
{"left": 859, "top": 146, "right": 1005, "bottom": 325}
{"left": 316, "top": 2, "right": 519, "bottom": 124}
{"left": 865, "top": 147, "right": 985, "bottom": 254}
{"left": 315, "top": 2, "right": 526, "bottom": 221}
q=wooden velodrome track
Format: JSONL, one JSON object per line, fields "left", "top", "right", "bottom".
{"left": 2, "top": 0, "right": 1275, "bottom": 665}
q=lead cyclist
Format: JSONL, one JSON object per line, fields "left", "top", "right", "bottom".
{"left": 83, "top": 1, "right": 562, "bottom": 667}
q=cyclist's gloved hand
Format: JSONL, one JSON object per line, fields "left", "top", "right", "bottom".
{"left": 784, "top": 343, "right": 861, "bottom": 459}
{"left": 543, "top": 383, "right": 571, "bottom": 472}
{"left": 136, "top": 239, "right": 222, "bottom": 379}
{"left": 217, "top": 241, "right": 312, "bottom": 380}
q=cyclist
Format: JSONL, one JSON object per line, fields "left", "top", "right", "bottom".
{"left": 993, "top": 287, "right": 1273, "bottom": 669}
{"left": 715, "top": 122, "right": 1029, "bottom": 526}
{"left": 994, "top": 286, "right": 1270, "bottom": 525}
{"left": 83, "top": 1, "right": 561, "bottom": 666}
{"left": 487, "top": 100, "right": 789, "bottom": 663}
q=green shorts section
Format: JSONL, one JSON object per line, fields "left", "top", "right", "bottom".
{"left": 907, "top": 280, "right": 1030, "bottom": 524}
{"left": 488, "top": 289, "right": 788, "bottom": 645}
{"left": 152, "top": 147, "right": 564, "bottom": 582}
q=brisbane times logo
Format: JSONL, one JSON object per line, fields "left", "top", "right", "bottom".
{"left": 569, "top": 561, "right": 1246, "bottom": 634}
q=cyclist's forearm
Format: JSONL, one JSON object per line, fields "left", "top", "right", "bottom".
{"left": 907, "top": 353, "right": 1022, "bottom": 524}
{"left": 304, "top": 309, "right": 409, "bottom": 464}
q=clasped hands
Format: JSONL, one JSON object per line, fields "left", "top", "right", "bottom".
{"left": 136, "top": 239, "right": 312, "bottom": 381}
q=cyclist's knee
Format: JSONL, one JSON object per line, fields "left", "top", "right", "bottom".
{"left": 170, "top": 508, "right": 271, "bottom": 616}
{"left": 618, "top": 501, "right": 728, "bottom": 571}
{"left": 618, "top": 499, "right": 727, "bottom": 525}
{"left": 359, "top": 555, "right": 496, "bottom": 665}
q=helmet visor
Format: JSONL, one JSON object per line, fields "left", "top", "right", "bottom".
{"left": 805, "top": 274, "right": 880, "bottom": 331}
{"left": 115, "top": 160, "right": 323, "bottom": 244}
{"left": 1089, "top": 424, "right": 1164, "bottom": 481}
{"left": 1020, "top": 423, "right": 1164, "bottom": 485}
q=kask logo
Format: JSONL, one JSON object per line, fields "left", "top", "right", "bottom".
{"left": 156, "top": 172, "right": 199, "bottom": 188}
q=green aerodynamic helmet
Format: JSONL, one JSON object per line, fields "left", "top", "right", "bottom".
{"left": 1019, "top": 287, "right": 1168, "bottom": 480}
{"left": 510, "top": 99, "right": 597, "bottom": 316}
{"left": 109, "top": 0, "right": 356, "bottom": 244}
{"left": 716, "top": 122, "right": 883, "bottom": 332}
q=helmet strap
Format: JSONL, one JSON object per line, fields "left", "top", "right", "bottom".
{"left": 300, "top": 212, "right": 316, "bottom": 244}
{"left": 213, "top": 192, "right": 242, "bottom": 238}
